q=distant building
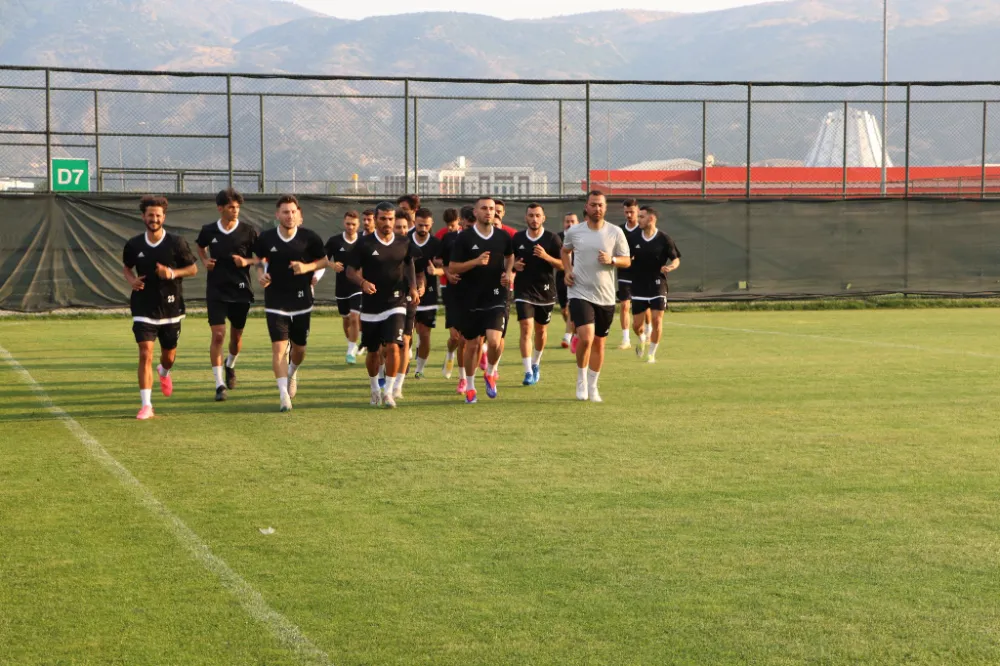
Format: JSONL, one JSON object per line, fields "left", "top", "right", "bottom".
{"left": 385, "top": 156, "right": 548, "bottom": 197}
{"left": 805, "top": 107, "right": 893, "bottom": 168}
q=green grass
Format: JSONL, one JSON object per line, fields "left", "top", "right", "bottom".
{"left": 2, "top": 309, "right": 1000, "bottom": 665}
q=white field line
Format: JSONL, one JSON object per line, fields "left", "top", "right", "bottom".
{"left": 664, "top": 320, "right": 1000, "bottom": 360}
{"left": 0, "top": 344, "right": 332, "bottom": 666}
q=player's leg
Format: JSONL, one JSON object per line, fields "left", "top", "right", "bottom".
{"left": 454, "top": 332, "right": 468, "bottom": 391}
{"left": 134, "top": 322, "right": 157, "bottom": 419}
{"left": 644, "top": 309, "right": 653, "bottom": 343}
{"left": 618, "top": 281, "right": 632, "bottom": 350}
{"left": 585, "top": 305, "right": 614, "bottom": 402}
{"left": 156, "top": 324, "right": 179, "bottom": 398}
{"left": 516, "top": 302, "right": 535, "bottom": 385}
{"left": 286, "top": 314, "right": 310, "bottom": 399}
{"left": 631, "top": 300, "right": 649, "bottom": 359}
{"left": 382, "top": 315, "right": 405, "bottom": 408}
{"left": 461, "top": 311, "right": 483, "bottom": 403}
{"left": 415, "top": 311, "right": 434, "bottom": 379}
{"left": 569, "top": 299, "right": 597, "bottom": 400}
{"left": 646, "top": 299, "right": 665, "bottom": 363}
{"left": 208, "top": 299, "right": 228, "bottom": 398}
{"left": 362, "top": 319, "right": 383, "bottom": 406}
{"left": 531, "top": 306, "right": 550, "bottom": 384}
{"left": 224, "top": 303, "right": 249, "bottom": 394}
{"left": 266, "top": 313, "right": 293, "bottom": 411}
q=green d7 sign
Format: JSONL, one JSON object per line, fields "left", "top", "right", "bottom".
{"left": 51, "top": 158, "right": 90, "bottom": 192}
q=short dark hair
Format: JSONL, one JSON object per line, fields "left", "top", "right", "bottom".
{"left": 275, "top": 194, "right": 299, "bottom": 210}
{"left": 395, "top": 208, "right": 413, "bottom": 222}
{"left": 640, "top": 205, "right": 659, "bottom": 218}
{"left": 414, "top": 207, "right": 433, "bottom": 221}
{"left": 215, "top": 188, "right": 244, "bottom": 207}
{"left": 475, "top": 196, "right": 495, "bottom": 205}
{"left": 362, "top": 208, "right": 375, "bottom": 217}
{"left": 587, "top": 190, "right": 606, "bottom": 199}
{"left": 397, "top": 193, "right": 420, "bottom": 210}
{"left": 443, "top": 208, "right": 459, "bottom": 224}
{"left": 460, "top": 205, "right": 476, "bottom": 223}
{"left": 494, "top": 198, "right": 505, "bottom": 207}
{"left": 563, "top": 211, "right": 578, "bottom": 219}
{"left": 623, "top": 198, "right": 638, "bottom": 208}
{"left": 526, "top": 202, "right": 543, "bottom": 212}
{"left": 375, "top": 201, "right": 396, "bottom": 216}
{"left": 344, "top": 210, "right": 359, "bottom": 220}
{"left": 139, "top": 195, "right": 168, "bottom": 213}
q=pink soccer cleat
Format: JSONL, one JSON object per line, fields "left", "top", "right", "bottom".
{"left": 456, "top": 378, "right": 468, "bottom": 394}
{"left": 478, "top": 351, "right": 488, "bottom": 372}
{"left": 136, "top": 405, "right": 155, "bottom": 420}
{"left": 159, "top": 373, "right": 173, "bottom": 397}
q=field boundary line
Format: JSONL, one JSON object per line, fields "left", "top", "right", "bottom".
{"left": 664, "top": 321, "right": 1000, "bottom": 360}
{"left": 0, "top": 344, "right": 332, "bottom": 666}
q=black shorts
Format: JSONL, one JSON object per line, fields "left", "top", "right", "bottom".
{"left": 403, "top": 304, "right": 417, "bottom": 337}
{"left": 556, "top": 274, "right": 569, "bottom": 309}
{"left": 631, "top": 296, "right": 666, "bottom": 316}
{"left": 459, "top": 306, "right": 507, "bottom": 341}
{"left": 361, "top": 312, "right": 406, "bottom": 351}
{"left": 336, "top": 294, "right": 361, "bottom": 317}
{"left": 515, "top": 301, "right": 554, "bottom": 326}
{"left": 616, "top": 280, "right": 633, "bottom": 303}
{"left": 569, "top": 299, "right": 615, "bottom": 338}
{"left": 266, "top": 312, "right": 311, "bottom": 346}
{"left": 132, "top": 320, "right": 181, "bottom": 349}
{"left": 415, "top": 307, "right": 437, "bottom": 329}
{"left": 207, "top": 300, "right": 250, "bottom": 329}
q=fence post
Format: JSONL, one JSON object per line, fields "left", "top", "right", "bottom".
{"left": 701, "top": 100, "right": 708, "bottom": 200}
{"left": 45, "top": 69, "right": 52, "bottom": 192}
{"left": 413, "top": 97, "right": 419, "bottom": 195}
{"left": 226, "top": 74, "right": 233, "bottom": 188}
{"left": 745, "top": 83, "right": 752, "bottom": 199}
{"left": 585, "top": 82, "right": 591, "bottom": 193}
{"left": 404, "top": 79, "right": 410, "bottom": 194}
{"left": 558, "top": 99, "right": 564, "bottom": 196}
{"left": 982, "top": 100, "right": 988, "bottom": 199}
{"left": 94, "top": 89, "right": 102, "bottom": 192}
{"left": 842, "top": 100, "right": 849, "bottom": 199}
{"left": 904, "top": 84, "right": 911, "bottom": 198}
{"left": 259, "top": 94, "right": 266, "bottom": 194}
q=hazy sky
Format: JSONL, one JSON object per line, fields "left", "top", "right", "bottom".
{"left": 288, "top": 0, "right": 777, "bottom": 21}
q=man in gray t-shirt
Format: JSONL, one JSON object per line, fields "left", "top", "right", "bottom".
{"left": 561, "top": 191, "right": 632, "bottom": 403}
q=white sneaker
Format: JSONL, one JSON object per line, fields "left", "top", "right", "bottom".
{"left": 647, "top": 354, "right": 656, "bottom": 364}
{"left": 635, "top": 341, "right": 646, "bottom": 359}
{"left": 287, "top": 372, "right": 298, "bottom": 399}
{"left": 383, "top": 393, "right": 397, "bottom": 409}
{"left": 618, "top": 340, "right": 632, "bottom": 350}
{"left": 588, "top": 387, "right": 603, "bottom": 403}
{"left": 393, "top": 386, "right": 403, "bottom": 400}
{"left": 279, "top": 395, "right": 293, "bottom": 412}
{"left": 576, "top": 379, "right": 589, "bottom": 401}
{"left": 370, "top": 389, "right": 382, "bottom": 407}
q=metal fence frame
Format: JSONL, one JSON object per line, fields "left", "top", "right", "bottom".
{"left": 4, "top": 65, "right": 1000, "bottom": 198}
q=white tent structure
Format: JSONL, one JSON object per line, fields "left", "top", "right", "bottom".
{"left": 804, "top": 108, "right": 893, "bottom": 168}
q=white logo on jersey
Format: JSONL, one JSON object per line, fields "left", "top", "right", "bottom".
{"left": 372, "top": 250, "right": 380, "bottom": 256}
{"left": 635, "top": 244, "right": 641, "bottom": 249}
{"left": 339, "top": 247, "right": 345, "bottom": 252}
{"left": 211, "top": 238, "right": 218, "bottom": 244}
{"left": 270, "top": 246, "right": 278, "bottom": 252}
{"left": 137, "top": 252, "right": 145, "bottom": 258}
{"left": 518, "top": 244, "right": 525, "bottom": 250}
{"left": 471, "top": 244, "right": 479, "bottom": 250}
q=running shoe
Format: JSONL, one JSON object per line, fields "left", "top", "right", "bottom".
{"left": 370, "top": 389, "right": 382, "bottom": 407}
{"left": 443, "top": 358, "right": 454, "bottom": 378}
{"left": 531, "top": 364, "right": 540, "bottom": 384}
{"left": 465, "top": 389, "right": 478, "bottom": 404}
{"left": 224, "top": 365, "right": 237, "bottom": 389}
{"left": 136, "top": 405, "right": 154, "bottom": 420}
{"left": 414, "top": 371, "right": 425, "bottom": 380}
{"left": 279, "top": 395, "right": 293, "bottom": 412}
{"left": 456, "top": 378, "right": 468, "bottom": 394}
{"left": 485, "top": 374, "right": 498, "bottom": 399}
{"left": 346, "top": 352, "right": 357, "bottom": 365}
{"left": 215, "top": 386, "right": 228, "bottom": 402}
{"left": 588, "top": 388, "right": 603, "bottom": 403}
{"left": 570, "top": 335, "right": 579, "bottom": 354}
{"left": 384, "top": 393, "right": 397, "bottom": 409}
{"left": 158, "top": 371, "right": 173, "bottom": 397}
{"left": 287, "top": 372, "right": 298, "bottom": 399}
{"left": 575, "top": 378, "right": 589, "bottom": 401}
{"left": 522, "top": 371, "right": 535, "bottom": 386}
{"left": 618, "top": 340, "right": 632, "bottom": 350}
{"left": 647, "top": 354, "right": 656, "bottom": 364}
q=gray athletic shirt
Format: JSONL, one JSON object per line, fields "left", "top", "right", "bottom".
{"left": 563, "top": 221, "right": 631, "bottom": 306}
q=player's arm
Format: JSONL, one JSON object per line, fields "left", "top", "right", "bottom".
{"left": 610, "top": 231, "right": 632, "bottom": 269}
{"left": 162, "top": 239, "right": 198, "bottom": 279}
{"left": 560, "top": 244, "right": 575, "bottom": 286}
{"left": 501, "top": 251, "right": 515, "bottom": 287}
{"left": 406, "top": 258, "right": 420, "bottom": 306}
{"left": 449, "top": 255, "right": 488, "bottom": 274}
{"left": 661, "top": 237, "right": 681, "bottom": 274}
{"left": 253, "top": 239, "right": 271, "bottom": 287}
{"left": 123, "top": 265, "right": 145, "bottom": 291}
{"left": 535, "top": 239, "right": 564, "bottom": 271}
{"left": 196, "top": 245, "right": 217, "bottom": 270}
{"left": 289, "top": 256, "right": 328, "bottom": 275}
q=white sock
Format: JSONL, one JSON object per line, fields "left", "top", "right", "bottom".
{"left": 481, "top": 342, "right": 487, "bottom": 354}
{"left": 140, "top": 389, "right": 152, "bottom": 407}
{"left": 277, "top": 377, "right": 289, "bottom": 400}
{"left": 395, "top": 373, "right": 406, "bottom": 391}
{"left": 522, "top": 357, "right": 532, "bottom": 372}
{"left": 487, "top": 362, "right": 499, "bottom": 376}
{"left": 640, "top": 332, "right": 648, "bottom": 344}
{"left": 468, "top": 375, "right": 476, "bottom": 391}
{"left": 459, "top": 367, "right": 467, "bottom": 381}
{"left": 563, "top": 333, "right": 572, "bottom": 343}
{"left": 157, "top": 364, "right": 170, "bottom": 378}
{"left": 212, "top": 365, "right": 225, "bottom": 388}
{"left": 347, "top": 341, "right": 357, "bottom": 355}
{"left": 446, "top": 350, "right": 456, "bottom": 362}
{"left": 531, "top": 349, "right": 543, "bottom": 366}
{"left": 644, "top": 323, "right": 653, "bottom": 337}
{"left": 416, "top": 357, "right": 428, "bottom": 374}
{"left": 369, "top": 377, "right": 379, "bottom": 391}
{"left": 378, "top": 364, "right": 385, "bottom": 380}
{"left": 587, "top": 369, "right": 600, "bottom": 390}
{"left": 649, "top": 342, "right": 659, "bottom": 356}
{"left": 288, "top": 361, "right": 298, "bottom": 378}
{"left": 622, "top": 329, "right": 631, "bottom": 344}
{"left": 577, "top": 367, "right": 586, "bottom": 384}
{"left": 225, "top": 353, "right": 238, "bottom": 368}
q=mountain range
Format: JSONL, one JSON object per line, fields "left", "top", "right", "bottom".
{"left": 2, "top": 0, "right": 1000, "bottom": 80}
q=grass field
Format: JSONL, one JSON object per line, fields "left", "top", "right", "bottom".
{"left": 2, "top": 308, "right": 1000, "bottom": 665}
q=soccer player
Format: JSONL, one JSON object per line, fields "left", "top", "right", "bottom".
{"left": 511, "top": 203, "right": 563, "bottom": 386}
{"left": 253, "top": 195, "right": 328, "bottom": 412}
{"left": 361, "top": 209, "right": 376, "bottom": 236}
{"left": 387, "top": 210, "right": 422, "bottom": 399}
{"left": 411, "top": 208, "right": 443, "bottom": 380}
{"left": 617, "top": 198, "right": 642, "bottom": 350}
{"left": 630, "top": 206, "right": 681, "bottom": 363}
{"left": 449, "top": 197, "right": 514, "bottom": 404}
{"left": 325, "top": 211, "right": 363, "bottom": 364}
{"left": 123, "top": 195, "right": 198, "bottom": 420}
{"left": 441, "top": 206, "right": 474, "bottom": 387}
{"left": 561, "top": 191, "right": 631, "bottom": 402}
{"left": 195, "top": 188, "right": 257, "bottom": 402}
{"left": 346, "top": 202, "right": 420, "bottom": 408}
{"left": 557, "top": 212, "right": 579, "bottom": 349}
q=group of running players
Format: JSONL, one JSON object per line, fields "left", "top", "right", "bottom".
{"left": 122, "top": 189, "right": 680, "bottom": 418}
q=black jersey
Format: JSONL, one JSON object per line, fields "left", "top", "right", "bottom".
{"left": 617, "top": 222, "right": 641, "bottom": 282}
{"left": 253, "top": 226, "right": 326, "bottom": 315}
{"left": 324, "top": 232, "right": 362, "bottom": 299}
{"left": 348, "top": 233, "right": 417, "bottom": 318}
{"left": 410, "top": 234, "right": 442, "bottom": 309}
{"left": 123, "top": 231, "right": 197, "bottom": 323}
{"left": 511, "top": 229, "right": 563, "bottom": 305}
{"left": 451, "top": 225, "right": 514, "bottom": 309}
{"left": 195, "top": 219, "right": 257, "bottom": 303}
{"left": 629, "top": 230, "right": 681, "bottom": 298}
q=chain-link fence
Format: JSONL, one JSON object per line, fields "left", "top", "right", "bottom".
{"left": 4, "top": 65, "right": 1000, "bottom": 199}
